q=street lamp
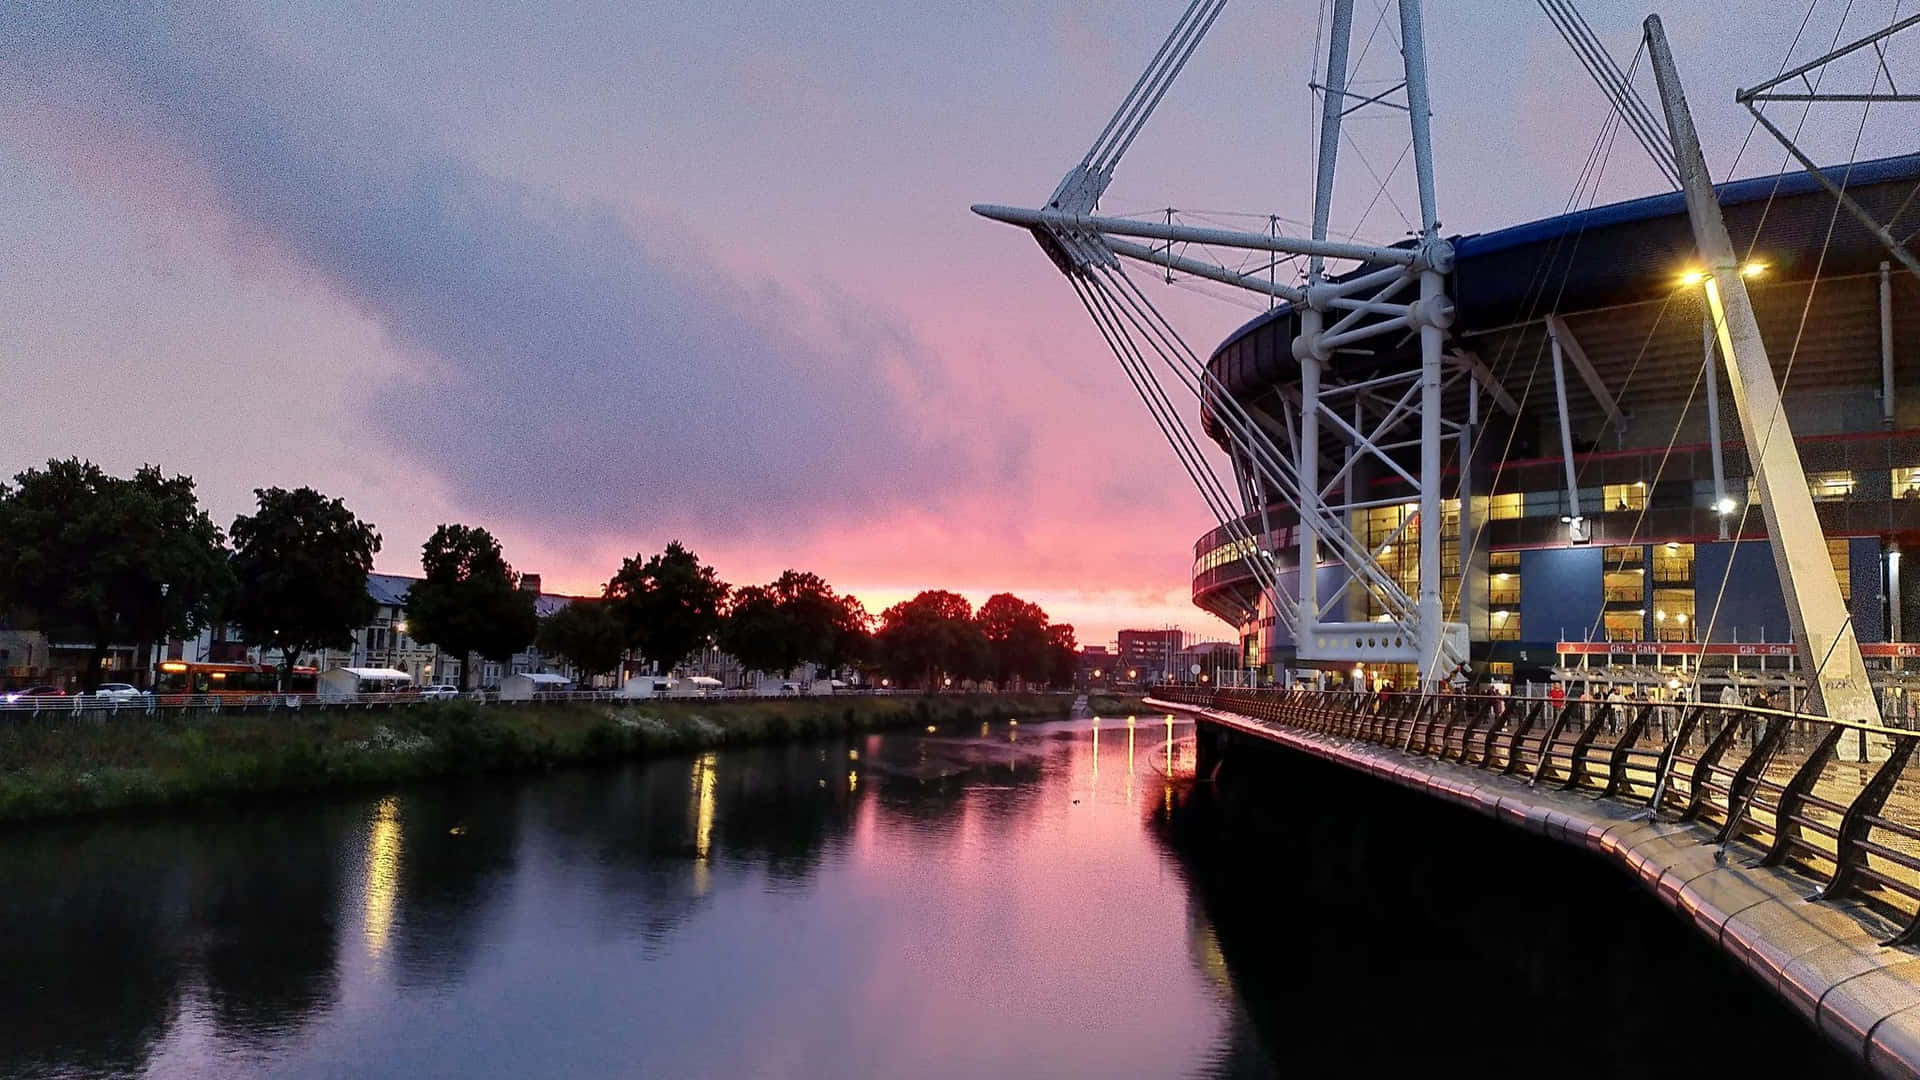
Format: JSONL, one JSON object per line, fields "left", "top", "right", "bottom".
{"left": 390, "top": 618, "right": 407, "bottom": 673}
{"left": 154, "top": 582, "right": 169, "bottom": 692}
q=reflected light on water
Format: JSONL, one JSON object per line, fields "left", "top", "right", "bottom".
{"left": 1089, "top": 717, "right": 1099, "bottom": 803}
{"left": 691, "top": 753, "right": 718, "bottom": 896}
{"left": 364, "top": 796, "right": 402, "bottom": 958}
{"left": 691, "top": 754, "right": 717, "bottom": 860}
{"left": 1126, "top": 720, "right": 1136, "bottom": 806}
{"left": 1192, "top": 922, "right": 1232, "bottom": 995}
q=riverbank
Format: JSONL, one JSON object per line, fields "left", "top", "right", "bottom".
{"left": 1086, "top": 693, "right": 1157, "bottom": 714}
{"left": 0, "top": 693, "right": 1074, "bottom": 824}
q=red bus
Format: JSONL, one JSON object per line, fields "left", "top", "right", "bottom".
{"left": 155, "top": 660, "right": 319, "bottom": 696}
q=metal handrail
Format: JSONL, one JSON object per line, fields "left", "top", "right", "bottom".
{"left": 1159, "top": 685, "right": 1920, "bottom": 945}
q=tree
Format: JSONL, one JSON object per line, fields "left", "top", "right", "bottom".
{"left": 873, "top": 590, "right": 987, "bottom": 691}
{"left": 403, "top": 525, "right": 538, "bottom": 689}
{"left": 716, "top": 571, "right": 873, "bottom": 680}
{"left": 1046, "top": 623, "right": 1079, "bottom": 688}
{"left": 0, "top": 459, "right": 229, "bottom": 690}
{"left": 537, "top": 598, "right": 626, "bottom": 682}
{"left": 228, "top": 487, "right": 381, "bottom": 690}
{"left": 604, "top": 541, "right": 728, "bottom": 674}
{"left": 822, "top": 593, "right": 873, "bottom": 673}
{"left": 715, "top": 584, "right": 793, "bottom": 677}
{"left": 975, "top": 592, "right": 1053, "bottom": 687}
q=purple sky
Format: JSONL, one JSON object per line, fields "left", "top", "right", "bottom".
{"left": 3, "top": 1, "right": 1911, "bottom": 644}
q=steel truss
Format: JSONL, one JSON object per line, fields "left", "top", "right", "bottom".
{"left": 1735, "top": 11, "right": 1920, "bottom": 281}
{"left": 975, "top": 0, "right": 1469, "bottom": 681}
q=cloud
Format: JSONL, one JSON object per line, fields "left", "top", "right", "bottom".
{"left": 8, "top": 1, "right": 1005, "bottom": 540}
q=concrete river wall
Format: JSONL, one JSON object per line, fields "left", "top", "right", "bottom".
{"left": 1152, "top": 690, "right": 1920, "bottom": 1079}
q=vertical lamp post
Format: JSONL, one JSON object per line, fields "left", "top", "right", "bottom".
{"left": 154, "top": 582, "right": 170, "bottom": 694}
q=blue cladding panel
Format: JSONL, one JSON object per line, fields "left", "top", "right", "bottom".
{"left": 1852, "top": 537, "right": 1885, "bottom": 642}
{"left": 1520, "top": 547, "right": 1603, "bottom": 645}
{"left": 1695, "top": 541, "right": 1791, "bottom": 642}
{"left": 1264, "top": 564, "right": 1353, "bottom": 649}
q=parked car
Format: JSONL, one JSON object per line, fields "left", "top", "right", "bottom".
{"left": 91, "top": 683, "right": 148, "bottom": 702}
{"left": 2, "top": 684, "right": 67, "bottom": 704}
{"left": 420, "top": 684, "right": 461, "bottom": 700}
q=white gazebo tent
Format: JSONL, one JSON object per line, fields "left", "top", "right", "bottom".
{"left": 621, "top": 675, "right": 671, "bottom": 698}
{"left": 500, "top": 672, "right": 573, "bottom": 700}
{"left": 668, "top": 676, "right": 723, "bottom": 698}
{"left": 318, "top": 666, "right": 414, "bottom": 701}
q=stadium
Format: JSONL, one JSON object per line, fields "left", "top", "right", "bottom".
{"left": 1189, "top": 152, "right": 1920, "bottom": 694}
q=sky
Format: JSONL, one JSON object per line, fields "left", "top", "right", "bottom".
{"left": 2, "top": 1, "right": 1913, "bottom": 646}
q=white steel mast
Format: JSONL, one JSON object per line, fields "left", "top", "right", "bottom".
{"left": 1645, "top": 15, "right": 1882, "bottom": 727}
{"left": 973, "top": 0, "right": 1469, "bottom": 683}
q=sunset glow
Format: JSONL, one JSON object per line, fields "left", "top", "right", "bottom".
{"left": 1, "top": 2, "right": 1893, "bottom": 644}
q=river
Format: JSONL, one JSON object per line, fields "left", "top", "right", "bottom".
{"left": 0, "top": 711, "right": 1857, "bottom": 1078}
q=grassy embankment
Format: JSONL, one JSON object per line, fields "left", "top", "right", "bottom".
{"left": 1086, "top": 693, "right": 1161, "bottom": 715}
{"left": 0, "top": 693, "right": 1074, "bottom": 824}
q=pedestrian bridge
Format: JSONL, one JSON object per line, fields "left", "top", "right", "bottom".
{"left": 1153, "top": 687, "right": 1920, "bottom": 1079}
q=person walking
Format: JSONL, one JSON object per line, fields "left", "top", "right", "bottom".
{"left": 1717, "top": 681, "right": 1740, "bottom": 742}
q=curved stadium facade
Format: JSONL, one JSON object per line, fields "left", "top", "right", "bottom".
{"left": 1191, "top": 153, "right": 1920, "bottom": 687}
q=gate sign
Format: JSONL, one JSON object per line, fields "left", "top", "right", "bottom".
{"left": 1556, "top": 641, "right": 1920, "bottom": 659}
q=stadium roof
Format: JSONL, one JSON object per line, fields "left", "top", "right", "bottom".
{"left": 1215, "top": 151, "right": 1920, "bottom": 360}
{"left": 1205, "top": 152, "right": 1920, "bottom": 442}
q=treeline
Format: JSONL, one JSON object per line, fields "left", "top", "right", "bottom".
{"left": 0, "top": 460, "right": 1079, "bottom": 691}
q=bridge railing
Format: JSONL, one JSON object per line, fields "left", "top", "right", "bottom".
{"left": 1158, "top": 685, "right": 1920, "bottom": 946}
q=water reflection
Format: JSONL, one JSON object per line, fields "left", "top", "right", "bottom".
{"left": 0, "top": 716, "right": 1281, "bottom": 1079}
{"left": 691, "top": 752, "right": 717, "bottom": 895}
{"left": 1090, "top": 716, "right": 1100, "bottom": 801}
{"left": 1154, "top": 740, "right": 1868, "bottom": 1079}
{"left": 0, "top": 804, "right": 348, "bottom": 1076}
{"left": 363, "top": 796, "right": 402, "bottom": 958}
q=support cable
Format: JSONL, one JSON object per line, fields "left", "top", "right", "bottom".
{"left": 1739, "top": 1, "right": 1920, "bottom": 282}
{"left": 1097, "top": 263, "right": 1426, "bottom": 632}
{"left": 1097, "top": 259, "right": 1414, "bottom": 621}
{"left": 1692, "top": 0, "right": 1869, "bottom": 669}
{"left": 1443, "top": 71, "right": 1635, "bottom": 639}
{"left": 1537, "top": 0, "right": 1680, "bottom": 187}
{"left": 1070, "top": 273, "right": 1299, "bottom": 631}
{"left": 1081, "top": 0, "right": 1208, "bottom": 172}
{"left": 1094, "top": 0, "right": 1229, "bottom": 174}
